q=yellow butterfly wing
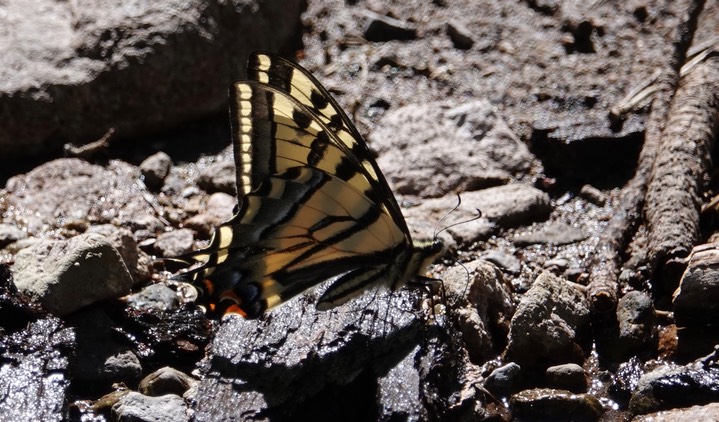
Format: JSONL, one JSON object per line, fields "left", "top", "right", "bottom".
{"left": 174, "top": 52, "right": 442, "bottom": 318}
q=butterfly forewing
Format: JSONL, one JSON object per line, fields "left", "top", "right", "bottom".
{"left": 173, "top": 52, "right": 442, "bottom": 318}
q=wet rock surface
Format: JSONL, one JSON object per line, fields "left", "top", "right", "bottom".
{"left": 0, "top": 0, "right": 718, "bottom": 421}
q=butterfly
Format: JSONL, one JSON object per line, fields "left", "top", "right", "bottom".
{"left": 173, "top": 51, "right": 443, "bottom": 319}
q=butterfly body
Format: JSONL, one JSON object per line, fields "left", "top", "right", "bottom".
{"left": 175, "top": 52, "right": 442, "bottom": 318}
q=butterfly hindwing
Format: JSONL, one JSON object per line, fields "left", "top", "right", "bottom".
{"left": 174, "top": 52, "right": 443, "bottom": 318}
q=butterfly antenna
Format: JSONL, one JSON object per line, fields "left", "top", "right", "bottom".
{"left": 433, "top": 194, "right": 483, "bottom": 240}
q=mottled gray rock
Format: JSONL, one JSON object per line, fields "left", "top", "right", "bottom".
{"left": 510, "top": 388, "right": 603, "bottom": 421}
{"left": 3, "top": 159, "right": 163, "bottom": 235}
{"left": 139, "top": 367, "right": 196, "bottom": 397}
{"left": 632, "top": 402, "right": 719, "bottom": 422}
{"left": 182, "top": 192, "right": 235, "bottom": 237}
{"left": 629, "top": 365, "right": 719, "bottom": 415}
{"left": 197, "top": 161, "right": 237, "bottom": 195}
{"left": 405, "top": 184, "right": 551, "bottom": 245}
{"left": 12, "top": 233, "right": 133, "bottom": 316}
{"left": 112, "top": 392, "right": 188, "bottom": 422}
{"left": 154, "top": 228, "right": 194, "bottom": 258}
{"left": 617, "top": 291, "right": 657, "bottom": 355}
{"left": 513, "top": 221, "right": 588, "bottom": 246}
{"left": 371, "top": 100, "right": 534, "bottom": 198}
{"left": 140, "top": 152, "right": 173, "bottom": 190}
{"left": 194, "top": 287, "right": 474, "bottom": 420}
{"left": 0, "top": 0, "right": 304, "bottom": 159}
{"left": 0, "top": 318, "right": 73, "bottom": 422}
{"left": 0, "top": 223, "right": 26, "bottom": 249}
{"left": 545, "top": 363, "right": 588, "bottom": 393}
{"left": 443, "top": 260, "right": 514, "bottom": 363}
{"left": 67, "top": 308, "right": 142, "bottom": 384}
{"left": 87, "top": 225, "right": 149, "bottom": 284}
{"left": 485, "top": 362, "right": 522, "bottom": 397}
{"left": 579, "top": 184, "right": 606, "bottom": 206}
{"left": 673, "top": 243, "right": 719, "bottom": 326}
{"left": 447, "top": 20, "right": 475, "bottom": 50}
{"left": 505, "top": 272, "right": 590, "bottom": 366}
{"left": 362, "top": 9, "right": 417, "bottom": 42}
{"left": 479, "top": 250, "right": 521, "bottom": 274}
{"left": 126, "top": 283, "right": 180, "bottom": 312}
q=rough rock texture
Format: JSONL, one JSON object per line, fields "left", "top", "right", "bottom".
{"left": 505, "top": 272, "right": 591, "bottom": 367}
{"left": 371, "top": 100, "right": 536, "bottom": 197}
{"left": 112, "top": 392, "right": 188, "bottom": 422}
{"left": 0, "top": 318, "right": 73, "bottom": 422}
{"left": 673, "top": 243, "right": 719, "bottom": 326}
{"left": 12, "top": 233, "right": 133, "bottom": 316}
{"left": 194, "top": 288, "right": 475, "bottom": 420}
{"left": 0, "top": 0, "right": 304, "bottom": 159}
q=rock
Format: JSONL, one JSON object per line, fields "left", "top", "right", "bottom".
{"left": 510, "top": 388, "right": 603, "bottom": 421}
{"left": 111, "top": 392, "right": 188, "bottom": 422}
{"left": 632, "top": 402, "right": 719, "bottom": 421}
{"left": 545, "top": 363, "right": 588, "bottom": 393}
{"left": 673, "top": 243, "right": 719, "bottom": 326}
{"left": 126, "top": 283, "right": 180, "bottom": 312}
{"left": 182, "top": 192, "right": 236, "bottom": 237}
{"left": 616, "top": 291, "right": 657, "bottom": 356}
{"left": 0, "top": 318, "right": 73, "bottom": 422}
{"left": 579, "top": 184, "right": 606, "bottom": 206}
{"left": 446, "top": 20, "right": 475, "bottom": 50}
{"left": 609, "top": 357, "right": 643, "bottom": 407}
{"left": 0, "top": 0, "right": 304, "bottom": 160}
{"left": 140, "top": 152, "right": 173, "bottom": 191}
{"left": 3, "top": 159, "right": 164, "bottom": 235}
{"left": 154, "top": 228, "right": 194, "bottom": 258}
{"left": 513, "top": 221, "right": 588, "bottom": 246}
{"left": 12, "top": 233, "right": 133, "bottom": 316}
{"left": 87, "top": 225, "right": 149, "bottom": 284}
{"left": 193, "top": 288, "right": 474, "bottom": 420}
{"left": 505, "top": 272, "right": 590, "bottom": 367}
{"left": 139, "top": 367, "right": 196, "bottom": 397}
{"left": 0, "top": 223, "right": 26, "bottom": 249}
{"left": 371, "top": 100, "right": 534, "bottom": 198}
{"left": 479, "top": 250, "right": 521, "bottom": 274}
{"left": 629, "top": 364, "right": 719, "bottom": 415}
{"left": 197, "top": 161, "right": 237, "bottom": 195}
{"left": 67, "top": 308, "right": 142, "bottom": 384}
{"left": 484, "top": 362, "right": 522, "bottom": 397}
{"left": 405, "top": 184, "right": 552, "bottom": 245}
{"left": 362, "top": 10, "right": 417, "bottom": 42}
{"left": 442, "top": 260, "right": 515, "bottom": 363}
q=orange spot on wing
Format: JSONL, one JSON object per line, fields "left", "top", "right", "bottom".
{"left": 224, "top": 304, "right": 248, "bottom": 318}
{"left": 202, "top": 279, "right": 216, "bottom": 296}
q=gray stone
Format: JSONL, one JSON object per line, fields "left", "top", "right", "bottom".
{"left": 371, "top": 100, "right": 534, "bottom": 198}
{"left": 197, "top": 161, "right": 237, "bottom": 194}
{"left": 0, "top": 223, "right": 27, "bottom": 248}
{"left": 629, "top": 365, "right": 719, "bottom": 415}
{"left": 673, "top": 243, "right": 719, "bottom": 326}
{"left": 139, "top": 367, "right": 196, "bottom": 397}
{"left": 447, "top": 20, "right": 475, "bottom": 50}
{"left": 154, "top": 228, "right": 194, "bottom": 258}
{"left": 545, "top": 363, "right": 588, "bottom": 393}
{"left": 485, "top": 362, "right": 522, "bottom": 397}
{"left": 3, "top": 159, "right": 164, "bottom": 235}
{"left": 0, "top": 0, "right": 303, "bottom": 160}
{"left": 633, "top": 402, "right": 719, "bottom": 422}
{"left": 505, "top": 272, "right": 591, "bottom": 366}
{"left": 112, "top": 392, "right": 188, "bottom": 422}
{"left": 12, "top": 233, "right": 133, "bottom": 316}
{"left": 513, "top": 221, "right": 588, "bottom": 246}
{"left": 126, "top": 283, "right": 180, "bottom": 312}
{"left": 67, "top": 308, "right": 143, "bottom": 384}
{"left": 510, "top": 388, "right": 603, "bottom": 421}
{"left": 140, "top": 152, "right": 173, "bottom": 190}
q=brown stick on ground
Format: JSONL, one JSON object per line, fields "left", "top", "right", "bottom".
{"left": 586, "top": 0, "right": 705, "bottom": 313}
{"left": 646, "top": 53, "right": 719, "bottom": 273}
